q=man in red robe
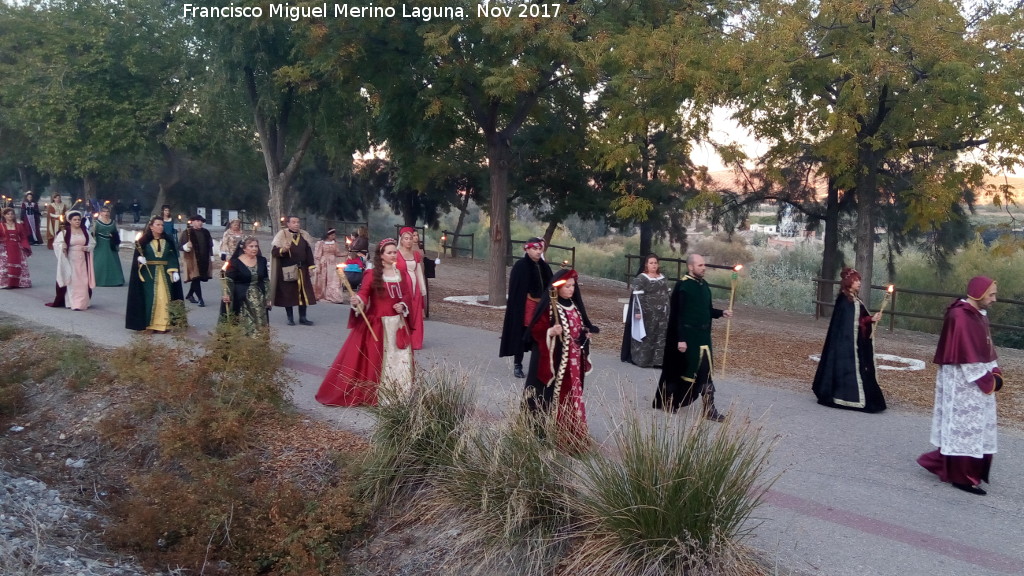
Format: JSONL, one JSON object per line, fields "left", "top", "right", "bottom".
{"left": 917, "top": 276, "right": 1003, "bottom": 496}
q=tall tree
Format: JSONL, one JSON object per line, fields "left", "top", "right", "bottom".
{"left": 735, "top": 0, "right": 1024, "bottom": 299}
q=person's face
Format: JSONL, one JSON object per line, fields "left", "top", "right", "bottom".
{"left": 400, "top": 233, "right": 414, "bottom": 248}
{"left": 525, "top": 245, "right": 543, "bottom": 262}
{"left": 327, "top": 232, "right": 336, "bottom": 241}
{"left": 687, "top": 255, "right": 706, "bottom": 279}
{"left": 69, "top": 214, "right": 82, "bottom": 229}
{"left": 190, "top": 219, "right": 203, "bottom": 230}
{"left": 100, "top": 208, "right": 111, "bottom": 219}
{"left": 978, "top": 287, "right": 998, "bottom": 310}
{"left": 150, "top": 219, "right": 164, "bottom": 237}
{"left": 412, "top": 231, "right": 420, "bottom": 245}
{"left": 381, "top": 244, "right": 398, "bottom": 265}
{"left": 231, "top": 221, "right": 241, "bottom": 232}
{"left": 556, "top": 277, "right": 576, "bottom": 300}
{"left": 3, "top": 210, "right": 14, "bottom": 222}
{"left": 54, "top": 195, "right": 62, "bottom": 203}
{"left": 850, "top": 278, "right": 861, "bottom": 294}
{"left": 244, "top": 240, "right": 259, "bottom": 257}
{"left": 25, "top": 194, "right": 33, "bottom": 201}
{"left": 162, "top": 207, "right": 171, "bottom": 218}
{"left": 287, "top": 217, "right": 300, "bottom": 232}
{"left": 645, "top": 257, "right": 659, "bottom": 274}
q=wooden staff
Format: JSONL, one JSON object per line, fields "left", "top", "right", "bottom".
{"left": 872, "top": 284, "right": 894, "bottom": 338}
{"left": 337, "top": 264, "right": 378, "bottom": 341}
{"left": 721, "top": 264, "right": 742, "bottom": 377}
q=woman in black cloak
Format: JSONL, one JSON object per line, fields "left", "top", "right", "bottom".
{"left": 811, "top": 267, "right": 887, "bottom": 413}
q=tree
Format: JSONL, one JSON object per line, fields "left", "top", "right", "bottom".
{"left": 735, "top": 0, "right": 1024, "bottom": 300}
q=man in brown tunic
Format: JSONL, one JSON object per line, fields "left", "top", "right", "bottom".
{"left": 271, "top": 216, "right": 317, "bottom": 325}
{"left": 180, "top": 215, "right": 214, "bottom": 307}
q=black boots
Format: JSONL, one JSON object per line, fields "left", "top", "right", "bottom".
{"left": 285, "top": 308, "right": 296, "bottom": 326}
{"left": 514, "top": 364, "right": 526, "bottom": 379}
{"left": 298, "top": 305, "right": 314, "bottom": 326}
{"left": 703, "top": 393, "right": 726, "bottom": 423}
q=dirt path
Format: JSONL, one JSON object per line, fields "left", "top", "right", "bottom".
{"left": 426, "top": 256, "right": 1024, "bottom": 427}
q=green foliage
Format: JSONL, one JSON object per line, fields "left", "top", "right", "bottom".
{"left": 358, "top": 367, "right": 476, "bottom": 510}
{"left": 564, "top": 410, "right": 774, "bottom": 575}
{"left": 56, "top": 338, "right": 103, "bottom": 390}
{"left": 0, "top": 371, "right": 28, "bottom": 417}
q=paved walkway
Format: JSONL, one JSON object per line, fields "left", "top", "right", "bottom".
{"left": 3, "top": 248, "right": 1022, "bottom": 576}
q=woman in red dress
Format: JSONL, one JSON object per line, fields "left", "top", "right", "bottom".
{"left": 1, "top": 207, "right": 32, "bottom": 288}
{"left": 524, "top": 268, "right": 599, "bottom": 453}
{"left": 396, "top": 226, "right": 426, "bottom": 350}
{"left": 316, "top": 238, "right": 415, "bottom": 407}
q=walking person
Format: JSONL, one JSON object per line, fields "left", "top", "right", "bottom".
{"left": 918, "top": 277, "right": 1004, "bottom": 496}
{"left": 52, "top": 211, "right": 96, "bottom": 311}
{"left": 620, "top": 253, "right": 671, "bottom": 368}
{"left": 114, "top": 199, "right": 125, "bottom": 224}
{"left": 125, "top": 216, "right": 185, "bottom": 333}
{"left": 653, "top": 253, "right": 733, "bottom": 422}
{"left": 219, "top": 236, "right": 271, "bottom": 337}
{"left": 1, "top": 207, "right": 32, "bottom": 289}
{"left": 316, "top": 238, "right": 415, "bottom": 407}
{"left": 45, "top": 193, "right": 67, "bottom": 250}
{"left": 523, "top": 268, "right": 596, "bottom": 453}
{"left": 91, "top": 205, "right": 124, "bottom": 287}
{"left": 312, "top": 228, "right": 345, "bottom": 303}
{"left": 270, "top": 216, "right": 317, "bottom": 326}
{"left": 160, "top": 205, "right": 178, "bottom": 249}
{"left": 499, "top": 237, "right": 554, "bottom": 378}
{"left": 130, "top": 199, "right": 141, "bottom": 224}
{"left": 219, "top": 218, "right": 244, "bottom": 261}
{"left": 19, "top": 192, "right": 42, "bottom": 245}
{"left": 180, "top": 215, "right": 214, "bottom": 307}
{"left": 396, "top": 227, "right": 426, "bottom": 349}
{"left": 811, "top": 267, "right": 887, "bottom": 412}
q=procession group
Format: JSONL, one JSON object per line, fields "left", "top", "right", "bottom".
{"left": 1, "top": 198, "right": 1007, "bottom": 496}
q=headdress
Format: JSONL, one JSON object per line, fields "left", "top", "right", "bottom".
{"left": 188, "top": 214, "right": 206, "bottom": 222}
{"left": 966, "top": 276, "right": 996, "bottom": 301}
{"left": 551, "top": 268, "right": 579, "bottom": 288}
{"left": 378, "top": 237, "right": 397, "bottom": 252}
{"left": 399, "top": 226, "right": 415, "bottom": 237}
{"left": 325, "top": 228, "right": 336, "bottom": 236}
{"left": 66, "top": 210, "right": 83, "bottom": 221}
{"left": 524, "top": 237, "right": 545, "bottom": 251}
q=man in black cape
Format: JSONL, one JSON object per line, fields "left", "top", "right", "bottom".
{"left": 499, "top": 237, "right": 553, "bottom": 378}
{"left": 653, "top": 254, "right": 732, "bottom": 422}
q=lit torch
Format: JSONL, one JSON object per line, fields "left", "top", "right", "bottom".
{"left": 721, "top": 264, "right": 743, "bottom": 377}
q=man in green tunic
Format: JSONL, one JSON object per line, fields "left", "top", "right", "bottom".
{"left": 653, "top": 254, "right": 733, "bottom": 422}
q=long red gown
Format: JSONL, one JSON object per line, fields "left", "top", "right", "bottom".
{"left": 528, "top": 299, "right": 591, "bottom": 451}
{"left": 316, "top": 268, "right": 415, "bottom": 406}
{"left": 396, "top": 249, "right": 425, "bottom": 350}
{"left": 1, "top": 222, "right": 32, "bottom": 288}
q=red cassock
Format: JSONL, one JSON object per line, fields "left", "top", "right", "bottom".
{"left": 316, "top": 268, "right": 415, "bottom": 407}
{"left": 395, "top": 249, "right": 425, "bottom": 350}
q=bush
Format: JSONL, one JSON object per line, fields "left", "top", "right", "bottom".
{"left": 563, "top": 408, "right": 775, "bottom": 576}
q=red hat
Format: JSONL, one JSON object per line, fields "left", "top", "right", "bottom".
{"left": 399, "top": 226, "right": 415, "bottom": 237}
{"left": 967, "top": 276, "right": 996, "bottom": 300}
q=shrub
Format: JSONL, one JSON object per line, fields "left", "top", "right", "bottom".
{"left": 563, "top": 407, "right": 775, "bottom": 576}
{"left": 358, "top": 367, "right": 476, "bottom": 510}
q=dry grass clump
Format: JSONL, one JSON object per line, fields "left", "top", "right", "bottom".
{"left": 362, "top": 371, "right": 776, "bottom": 576}
{"left": 100, "top": 322, "right": 366, "bottom": 574}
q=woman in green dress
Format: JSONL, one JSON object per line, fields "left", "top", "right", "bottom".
{"left": 219, "top": 236, "right": 271, "bottom": 336}
{"left": 91, "top": 205, "right": 124, "bottom": 286}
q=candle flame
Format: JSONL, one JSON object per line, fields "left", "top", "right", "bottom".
{"left": 733, "top": 264, "right": 743, "bottom": 272}
{"left": 222, "top": 262, "right": 229, "bottom": 271}
{"left": 887, "top": 285, "right": 894, "bottom": 293}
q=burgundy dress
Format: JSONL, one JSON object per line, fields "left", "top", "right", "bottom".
{"left": 316, "top": 268, "right": 416, "bottom": 406}
{"left": 396, "top": 249, "right": 425, "bottom": 350}
{"left": 1, "top": 222, "right": 32, "bottom": 288}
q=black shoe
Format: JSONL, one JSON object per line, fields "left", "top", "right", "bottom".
{"left": 514, "top": 364, "right": 526, "bottom": 379}
{"left": 299, "top": 318, "right": 314, "bottom": 326}
{"left": 186, "top": 295, "right": 198, "bottom": 304}
{"left": 704, "top": 408, "right": 726, "bottom": 423}
{"left": 286, "top": 318, "right": 296, "bottom": 326}
{"left": 952, "top": 482, "right": 986, "bottom": 495}
{"left": 197, "top": 299, "right": 206, "bottom": 308}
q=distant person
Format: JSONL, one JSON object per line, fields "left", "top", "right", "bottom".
{"left": 219, "top": 218, "right": 244, "bottom": 261}
{"left": 270, "top": 216, "right": 317, "bottom": 326}
{"left": 130, "top": 199, "right": 141, "bottom": 224}
{"left": 396, "top": 227, "right": 426, "bottom": 349}
{"left": 45, "top": 193, "right": 67, "bottom": 250}
{"left": 811, "top": 267, "right": 887, "bottom": 412}
{"left": 19, "top": 192, "right": 42, "bottom": 245}
{"left": 918, "top": 277, "right": 1003, "bottom": 496}
{"left": 316, "top": 238, "right": 414, "bottom": 407}
{"left": 620, "top": 253, "right": 670, "bottom": 368}
{"left": 126, "top": 216, "right": 185, "bottom": 333}
{"left": 114, "top": 199, "right": 125, "bottom": 224}
{"left": 312, "top": 228, "right": 345, "bottom": 303}
{"left": 180, "top": 215, "right": 214, "bottom": 307}
{"left": 341, "top": 250, "right": 366, "bottom": 293}
{"left": 160, "top": 205, "right": 178, "bottom": 249}
{"left": 499, "top": 237, "right": 553, "bottom": 379}
{"left": 654, "top": 253, "right": 732, "bottom": 422}
{"left": 1, "top": 207, "right": 32, "bottom": 288}
{"left": 350, "top": 225, "right": 369, "bottom": 255}
{"left": 219, "top": 236, "right": 271, "bottom": 337}
{"left": 91, "top": 205, "right": 124, "bottom": 287}
{"left": 52, "top": 211, "right": 96, "bottom": 311}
